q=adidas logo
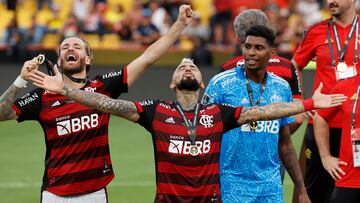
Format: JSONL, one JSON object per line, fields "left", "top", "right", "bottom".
{"left": 165, "top": 117, "right": 175, "bottom": 124}
{"left": 51, "top": 101, "right": 61, "bottom": 107}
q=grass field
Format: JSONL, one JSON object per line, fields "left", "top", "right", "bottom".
{"left": 0, "top": 116, "right": 307, "bottom": 203}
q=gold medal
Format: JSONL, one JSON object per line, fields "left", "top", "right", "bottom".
{"left": 337, "top": 62, "right": 348, "bottom": 72}
{"left": 249, "top": 121, "right": 258, "bottom": 131}
{"left": 37, "top": 54, "right": 45, "bottom": 64}
{"left": 189, "top": 145, "right": 199, "bottom": 156}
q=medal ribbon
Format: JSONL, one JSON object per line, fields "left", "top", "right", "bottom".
{"left": 174, "top": 102, "right": 200, "bottom": 145}
{"left": 326, "top": 16, "right": 359, "bottom": 68}
{"left": 243, "top": 67, "right": 267, "bottom": 107}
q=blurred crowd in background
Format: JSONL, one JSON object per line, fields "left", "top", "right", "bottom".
{"left": 1, "top": 0, "right": 360, "bottom": 64}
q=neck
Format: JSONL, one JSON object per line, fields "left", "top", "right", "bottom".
{"left": 244, "top": 66, "right": 266, "bottom": 83}
{"left": 176, "top": 90, "right": 200, "bottom": 111}
{"left": 63, "top": 72, "right": 87, "bottom": 89}
{"left": 334, "top": 9, "right": 356, "bottom": 26}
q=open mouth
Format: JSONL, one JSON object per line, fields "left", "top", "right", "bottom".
{"left": 65, "top": 54, "right": 78, "bottom": 62}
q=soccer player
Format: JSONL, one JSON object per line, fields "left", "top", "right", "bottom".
{"left": 220, "top": 10, "right": 302, "bottom": 116}
{"left": 0, "top": 5, "right": 194, "bottom": 203}
{"left": 217, "top": 8, "right": 303, "bottom": 183}
{"left": 28, "top": 57, "right": 345, "bottom": 203}
{"left": 203, "top": 25, "right": 309, "bottom": 202}
{"left": 314, "top": 71, "right": 360, "bottom": 203}
{"left": 292, "top": 0, "right": 359, "bottom": 202}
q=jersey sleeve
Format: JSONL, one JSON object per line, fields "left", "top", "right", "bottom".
{"left": 290, "top": 63, "right": 302, "bottom": 99}
{"left": 12, "top": 88, "right": 43, "bottom": 122}
{"left": 134, "top": 100, "right": 159, "bottom": 132}
{"left": 218, "top": 104, "right": 242, "bottom": 133}
{"left": 280, "top": 84, "right": 295, "bottom": 126}
{"left": 202, "top": 77, "right": 222, "bottom": 105}
{"left": 293, "top": 28, "right": 317, "bottom": 70}
{"left": 97, "top": 66, "right": 128, "bottom": 99}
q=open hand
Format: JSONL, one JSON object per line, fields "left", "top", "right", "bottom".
{"left": 321, "top": 155, "right": 347, "bottom": 180}
{"left": 28, "top": 64, "right": 64, "bottom": 93}
{"left": 312, "top": 83, "right": 347, "bottom": 108}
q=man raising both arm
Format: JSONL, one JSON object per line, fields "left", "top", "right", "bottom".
{"left": 0, "top": 4, "right": 194, "bottom": 203}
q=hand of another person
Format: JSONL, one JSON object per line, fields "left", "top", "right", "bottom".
{"left": 321, "top": 155, "right": 347, "bottom": 180}
{"left": 312, "top": 83, "right": 347, "bottom": 108}
{"left": 29, "top": 64, "right": 64, "bottom": 93}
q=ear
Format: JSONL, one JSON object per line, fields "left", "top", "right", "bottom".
{"left": 85, "top": 56, "right": 92, "bottom": 65}
{"left": 236, "top": 35, "right": 242, "bottom": 45}
{"left": 270, "top": 47, "right": 276, "bottom": 57}
{"left": 169, "top": 81, "right": 176, "bottom": 90}
{"left": 200, "top": 81, "right": 205, "bottom": 89}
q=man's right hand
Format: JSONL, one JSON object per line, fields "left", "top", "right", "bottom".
{"left": 29, "top": 65, "right": 64, "bottom": 94}
{"left": 20, "top": 57, "right": 41, "bottom": 80}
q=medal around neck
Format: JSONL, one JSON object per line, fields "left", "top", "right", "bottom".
{"left": 249, "top": 121, "right": 258, "bottom": 131}
{"left": 189, "top": 145, "right": 200, "bottom": 156}
{"left": 337, "top": 62, "right": 348, "bottom": 72}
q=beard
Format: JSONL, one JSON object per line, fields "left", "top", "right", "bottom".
{"left": 176, "top": 77, "right": 200, "bottom": 91}
{"left": 59, "top": 58, "right": 86, "bottom": 75}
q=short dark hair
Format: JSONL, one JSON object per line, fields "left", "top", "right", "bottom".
{"left": 245, "top": 25, "right": 275, "bottom": 46}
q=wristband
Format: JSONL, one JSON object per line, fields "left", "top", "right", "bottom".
{"left": 13, "top": 76, "right": 28, "bottom": 88}
{"left": 302, "top": 99, "right": 315, "bottom": 111}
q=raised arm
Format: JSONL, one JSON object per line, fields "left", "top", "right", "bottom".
{"left": 0, "top": 57, "right": 40, "bottom": 121}
{"left": 126, "top": 4, "right": 194, "bottom": 86}
{"left": 62, "top": 85, "right": 140, "bottom": 122}
{"left": 237, "top": 83, "right": 347, "bottom": 125}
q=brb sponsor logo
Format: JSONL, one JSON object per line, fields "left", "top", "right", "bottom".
{"left": 56, "top": 114, "right": 99, "bottom": 136}
{"left": 168, "top": 140, "right": 211, "bottom": 155}
{"left": 241, "top": 120, "right": 280, "bottom": 133}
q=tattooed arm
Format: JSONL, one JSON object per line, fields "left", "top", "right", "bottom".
{"left": 237, "top": 101, "right": 304, "bottom": 125}
{"left": 0, "top": 57, "right": 41, "bottom": 121}
{"left": 237, "top": 84, "right": 348, "bottom": 125}
{"left": 278, "top": 126, "right": 310, "bottom": 203}
{"left": 62, "top": 85, "right": 140, "bottom": 122}
{"left": 0, "top": 85, "right": 19, "bottom": 121}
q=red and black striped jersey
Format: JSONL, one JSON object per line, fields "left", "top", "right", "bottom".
{"left": 135, "top": 100, "right": 242, "bottom": 203}
{"left": 12, "top": 68, "right": 128, "bottom": 196}
{"left": 220, "top": 55, "right": 302, "bottom": 99}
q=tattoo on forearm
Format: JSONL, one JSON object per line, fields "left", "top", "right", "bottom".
{"left": 238, "top": 102, "right": 304, "bottom": 125}
{"left": 63, "top": 86, "right": 139, "bottom": 121}
{"left": 0, "top": 85, "right": 19, "bottom": 121}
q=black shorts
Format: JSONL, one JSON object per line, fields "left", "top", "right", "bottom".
{"left": 304, "top": 124, "right": 341, "bottom": 203}
{"left": 329, "top": 187, "right": 360, "bottom": 203}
